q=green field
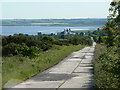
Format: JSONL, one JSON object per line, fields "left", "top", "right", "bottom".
{"left": 2, "top": 44, "right": 85, "bottom": 88}
{"left": 31, "top": 23, "right": 68, "bottom": 25}
{"left": 72, "top": 30, "right": 96, "bottom": 33}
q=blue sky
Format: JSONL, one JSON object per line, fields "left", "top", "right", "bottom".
{"left": 2, "top": 2, "right": 111, "bottom": 19}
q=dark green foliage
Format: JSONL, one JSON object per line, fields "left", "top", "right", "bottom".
{"left": 91, "top": 29, "right": 106, "bottom": 44}
{"left": 2, "top": 42, "right": 41, "bottom": 57}
{"left": 92, "top": 36, "right": 98, "bottom": 42}
{"left": 2, "top": 33, "right": 93, "bottom": 57}
{"left": 60, "top": 35, "right": 65, "bottom": 39}
{"left": 93, "top": 1, "right": 120, "bottom": 88}
{"left": 80, "top": 32, "right": 84, "bottom": 36}
{"left": 70, "top": 35, "right": 93, "bottom": 46}
{"left": 41, "top": 35, "right": 55, "bottom": 43}
{"left": 72, "top": 29, "right": 107, "bottom": 44}
{"left": 103, "top": 1, "right": 120, "bottom": 47}
{"left": 103, "top": 20, "right": 118, "bottom": 46}
{"left": 2, "top": 35, "right": 42, "bottom": 47}
{"left": 53, "top": 39, "right": 70, "bottom": 46}
{"left": 70, "top": 35, "right": 81, "bottom": 45}
{"left": 2, "top": 36, "right": 43, "bottom": 56}
{"left": 97, "top": 36, "right": 102, "bottom": 44}
{"left": 40, "top": 42, "right": 52, "bottom": 51}
{"left": 40, "top": 35, "right": 56, "bottom": 51}
{"left": 94, "top": 45, "right": 120, "bottom": 88}
{"left": 20, "top": 43, "right": 42, "bottom": 57}
{"left": 2, "top": 43, "right": 22, "bottom": 56}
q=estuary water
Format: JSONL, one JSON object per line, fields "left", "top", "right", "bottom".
{"left": 1, "top": 26, "right": 100, "bottom": 35}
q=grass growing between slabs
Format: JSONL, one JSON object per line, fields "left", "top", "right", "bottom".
{"left": 2, "top": 44, "right": 85, "bottom": 88}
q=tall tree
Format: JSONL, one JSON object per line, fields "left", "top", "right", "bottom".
{"left": 103, "top": 1, "right": 120, "bottom": 47}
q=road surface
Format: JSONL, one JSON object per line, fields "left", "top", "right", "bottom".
{"left": 10, "top": 42, "right": 96, "bottom": 89}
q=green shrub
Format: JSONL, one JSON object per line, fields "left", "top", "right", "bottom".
{"left": 70, "top": 35, "right": 93, "bottom": 46}
{"left": 94, "top": 44, "right": 120, "bottom": 88}
{"left": 20, "top": 43, "right": 42, "bottom": 57}
{"left": 2, "top": 43, "right": 22, "bottom": 56}
{"left": 53, "top": 39, "right": 70, "bottom": 46}
{"left": 40, "top": 42, "right": 52, "bottom": 51}
{"left": 70, "top": 35, "right": 80, "bottom": 45}
{"left": 2, "top": 35, "right": 42, "bottom": 47}
{"left": 41, "top": 35, "right": 56, "bottom": 43}
{"left": 28, "top": 46, "right": 42, "bottom": 57}
{"left": 2, "top": 43, "right": 42, "bottom": 57}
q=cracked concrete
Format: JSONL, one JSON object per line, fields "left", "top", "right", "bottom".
{"left": 9, "top": 42, "right": 96, "bottom": 89}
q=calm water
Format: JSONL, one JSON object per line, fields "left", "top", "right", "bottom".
{"left": 1, "top": 26, "right": 100, "bottom": 35}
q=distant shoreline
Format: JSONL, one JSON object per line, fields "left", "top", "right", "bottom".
{"left": 1, "top": 18, "right": 106, "bottom": 26}
{"left": 1, "top": 18, "right": 107, "bottom": 20}
{"left": 0, "top": 25, "right": 103, "bottom": 26}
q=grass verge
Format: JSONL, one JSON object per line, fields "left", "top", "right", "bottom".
{"left": 2, "top": 44, "right": 85, "bottom": 88}
{"left": 0, "top": 57, "right": 2, "bottom": 90}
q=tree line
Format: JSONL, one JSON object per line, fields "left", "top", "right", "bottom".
{"left": 2, "top": 34, "right": 92, "bottom": 57}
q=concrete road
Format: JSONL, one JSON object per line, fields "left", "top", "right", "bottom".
{"left": 11, "top": 42, "right": 96, "bottom": 89}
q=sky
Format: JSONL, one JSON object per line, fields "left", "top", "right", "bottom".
{"left": 1, "top": 0, "right": 112, "bottom": 19}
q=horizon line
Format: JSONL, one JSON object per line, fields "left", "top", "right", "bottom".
{"left": 0, "top": 0, "right": 112, "bottom": 3}
{"left": 1, "top": 17, "right": 107, "bottom": 20}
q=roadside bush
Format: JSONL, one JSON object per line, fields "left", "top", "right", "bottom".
{"left": 69, "top": 35, "right": 93, "bottom": 46}
{"left": 53, "top": 39, "right": 70, "bottom": 46}
{"left": 2, "top": 43, "right": 22, "bottom": 56}
{"left": 2, "top": 43, "right": 42, "bottom": 57}
{"left": 19, "top": 43, "right": 30, "bottom": 56}
{"left": 2, "top": 36, "right": 42, "bottom": 47}
{"left": 2, "top": 35, "right": 92, "bottom": 57}
{"left": 41, "top": 35, "right": 56, "bottom": 43}
{"left": 94, "top": 44, "right": 120, "bottom": 88}
{"left": 70, "top": 36, "right": 80, "bottom": 45}
{"left": 29, "top": 46, "right": 42, "bottom": 57}
{"left": 93, "top": 35, "right": 98, "bottom": 42}
{"left": 40, "top": 42, "right": 52, "bottom": 51}
{"left": 20, "top": 43, "right": 42, "bottom": 57}
{"left": 87, "top": 38, "right": 93, "bottom": 46}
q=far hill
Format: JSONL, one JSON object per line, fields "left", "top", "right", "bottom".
{"left": 1, "top": 18, "right": 107, "bottom": 26}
